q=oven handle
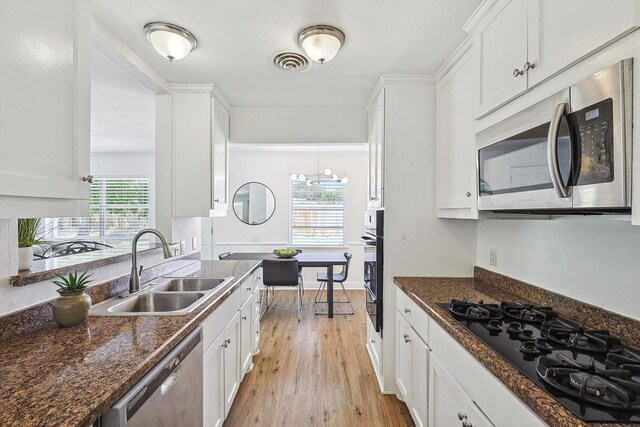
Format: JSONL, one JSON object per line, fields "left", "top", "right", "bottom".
{"left": 547, "top": 103, "right": 572, "bottom": 198}
{"left": 360, "top": 235, "right": 377, "bottom": 245}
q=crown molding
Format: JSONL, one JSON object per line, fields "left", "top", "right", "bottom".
{"left": 462, "top": 0, "right": 498, "bottom": 34}
{"left": 366, "top": 74, "right": 435, "bottom": 110}
{"left": 211, "top": 84, "right": 231, "bottom": 111}
{"left": 170, "top": 84, "right": 214, "bottom": 94}
{"left": 434, "top": 36, "right": 473, "bottom": 81}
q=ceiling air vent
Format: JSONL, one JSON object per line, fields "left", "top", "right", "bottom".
{"left": 273, "top": 52, "right": 311, "bottom": 73}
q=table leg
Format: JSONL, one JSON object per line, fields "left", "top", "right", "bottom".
{"left": 327, "top": 265, "right": 334, "bottom": 318}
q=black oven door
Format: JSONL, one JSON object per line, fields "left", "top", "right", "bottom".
{"left": 365, "top": 284, "right": 382, "bottom": 336}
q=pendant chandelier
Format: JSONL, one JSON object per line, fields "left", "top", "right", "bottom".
{"left": 290, "top": 147, "right": 348, "bottom": 185}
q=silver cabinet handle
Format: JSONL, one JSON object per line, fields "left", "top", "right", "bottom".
{"left": 403, "top": 333, "right": 410, "bottom": 343}
{"left": 466, "top": 192, "right": 471, "bottom": 197}
{"left": 242, "top": 316, "right": 247, "bottom": 320}
{"left": 404, "top": 308, "right": 410, "bottom": 314}
{"left": 246, "top": 287, "right": 252, "bottom": 291}
{"left": 458, "top": 412, "right": 466, "bottom": 421}
{"left": 222, "top": 342, "right": 228, "bottom": 348}
{"left": 524, "top": 61, "right": 535, "bottom": 71}
{"left": 82, "top": 175, "right": 94, "bottom": 184}
{"left": 513, "top": 68, "right": 524, "bottom": 77}
{"left": 225, "top": 338, "right": 231, "bottom": 344}
{"left": 370, "top": 338, "right": 375, "bottom": 343}
{"left": 256, "top": 330, "right": 260, "bottom": 335}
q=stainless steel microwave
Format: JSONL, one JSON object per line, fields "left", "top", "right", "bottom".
{"left": 477, "top": 59, "right": 632, "bottom": 213}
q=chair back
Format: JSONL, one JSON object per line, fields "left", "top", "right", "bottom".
{"left": 341, "top": 252, "right": 352, "bottom": 280}
{"left": 218, "top": 252, "right": 232, "bottom": 260}
{"left": 263, "top": 259, "right": 300, "bottom": 287}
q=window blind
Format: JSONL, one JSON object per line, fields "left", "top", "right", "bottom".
{"left": 290, "top": 179, "right": 346, "bottom": 246}
{"left": 45, "top": 177, "right": 151, "bottom": 241}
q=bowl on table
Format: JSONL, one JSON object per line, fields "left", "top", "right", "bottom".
{"left": 273, "top": 249, "right": 298, "bottom": 259}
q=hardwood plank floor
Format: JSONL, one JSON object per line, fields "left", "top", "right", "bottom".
{"left": 224, "top": 290, "right": 414, "bottom": 427}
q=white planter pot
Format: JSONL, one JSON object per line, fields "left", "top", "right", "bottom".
{"left": 18, "top": 246, "right": 33, "bottom": 271}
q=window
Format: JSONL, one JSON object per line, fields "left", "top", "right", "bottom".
{"left": 290, "top": 179, "right": 346, "bottom": 246}
{"left": 44, "top": 177, "right": 151, "bottom": 241}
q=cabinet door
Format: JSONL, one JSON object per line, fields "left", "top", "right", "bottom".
{"left": 0, "top": 0, "right": 91, "bottom": 207}
{"left": 528, "top": 0, "right": 639, "bottom": 86}
{"left": 429, "top": 353, "right": 494, "bottom": 427}
{"left": 374, "top": 90, "right": 385, "bottom": 207}
{"left": 410, "top": 332, "right": 429, "bottom": 427}
{"left": 239, "top": 294, "right": 254, "bottom": 376}
{"left": 223, "top": 311, "right": 241, "bottom": 417}
{"left": 203, "top": 333, "right": 225, "bottom": 427}
{"left": 368, "top": 104, "right": 378, "bottom": 205}
{"left": 436, "top": 46, "right": 478, "bottom": 219}
{"left": 476, "top": 0, "right": 531, "bottom": 115}
{"left": 211, "top": 100, "right": 229, "bottom": 214}
{"left": 396, "top": 312, "right": 413, "bottom": 403}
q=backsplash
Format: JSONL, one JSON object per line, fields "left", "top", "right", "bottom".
{"left": 476, "top": 218, "right": 640, "bottom": 321}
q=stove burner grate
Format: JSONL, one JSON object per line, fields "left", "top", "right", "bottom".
{"left": 448, "top": 298, "right": 503, "bottom": 321}
{"left": 501, "top": 301, "right": 558, "bottom": 323}
{"left": 541, "top": 320, "right": 622, "bottom": 354}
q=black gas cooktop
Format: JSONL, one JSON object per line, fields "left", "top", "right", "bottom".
{"left": 438, "top": 298, "right": 640, "bottom": 424}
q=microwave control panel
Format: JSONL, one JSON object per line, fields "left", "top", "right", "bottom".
{"left": 572, "top": 98, "right": 614, "bottom": 185}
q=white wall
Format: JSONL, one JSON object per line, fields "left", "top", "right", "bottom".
{"left": 0, "top": 219, "right": 18, "bottom": 287}
{"left": 476, "top": 218, "right": 640, "bottom": 320}
{"left": 210, "top": 145, "right": 368, "bottom": 288}
{"left": 230, "top": 107, "right": 367, "bottom": 144}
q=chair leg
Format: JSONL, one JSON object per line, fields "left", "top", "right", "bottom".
{"left": 339, "top": 282, "right": 355, "bottom": 315}
{"left": 297, "top": 285, "right": 301, "bottom": 322}
{"left": 314, "top": 281, "right": 326, "bottom": 303}
{"left": 299, "top": 273, "right": 304, "bottom": 296}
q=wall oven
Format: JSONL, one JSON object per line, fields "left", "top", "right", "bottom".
{"left": 477, "top": 59, "right": 632, "bottom": 213}
{"left": 362, "top": 209, "right": 383, "bottom": 336}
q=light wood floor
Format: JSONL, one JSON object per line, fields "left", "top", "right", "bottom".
{"left": 224, "top": 290, "right": 414, "bottom": 427}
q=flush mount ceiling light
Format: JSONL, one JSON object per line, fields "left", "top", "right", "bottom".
{"left": 144, "top": 22, "right": 197, "bottom": 62}
{"left": 298, "top": 25, "right": 345, "bottom": 64}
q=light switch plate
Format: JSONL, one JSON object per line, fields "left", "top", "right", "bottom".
{"left": 489, "top": 248, "right": 498, "bottom": 266}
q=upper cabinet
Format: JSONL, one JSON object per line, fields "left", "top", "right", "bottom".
{"left": 474, "top": 0, "right": 640, "bottom": 117}
{"left": 171, "top": 85, "right": 229, "bottom": 217}
{"left": 368, "top": 89, "right": 385, "bottom": 208}
{"left": 436, "top": 44, "right": 478, "bottom": 219}
{"left": 0, "top": 0, "right": 91, "bottom": 218}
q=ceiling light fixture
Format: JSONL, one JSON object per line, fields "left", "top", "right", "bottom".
{"left": 298, "top": 25, "right": 345, "bottom": 64}
{"left": 291, "top": 148, "right": 348, "bottom": 186}
{"left": 144, "top": 22, "right": 197, "bottom": 62}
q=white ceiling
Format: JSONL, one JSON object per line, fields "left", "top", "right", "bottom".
{"left": 91, "top": 0, "right": 480, "bottom": 107}
{"left": 91, "top": 49, "right": 156, "bottom": 152}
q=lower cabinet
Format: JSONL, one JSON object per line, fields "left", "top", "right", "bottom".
{"left": 429, "top": 353, "right": 493, "bottom": 427}
{"left": 203, "top": 271, "right": 262, "bottom": 427}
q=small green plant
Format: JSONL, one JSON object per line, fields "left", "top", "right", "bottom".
{"left": 17, "top": 218, "right": 44, "bottom": 248}
{"left": 53, "top": 270, "right": 94, "bottom": 292}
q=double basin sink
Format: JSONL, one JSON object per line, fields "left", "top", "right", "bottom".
{"left": 91, "top": 277, "right": 234, "bottom": 316}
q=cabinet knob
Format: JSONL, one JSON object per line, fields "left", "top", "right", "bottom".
{"left": 82, "top": 175, "right": 94, "bottom": 184}
{"left": 404, "top": 308, "right": 410, "bottom": 314}
{"left": 246, "top": 287, "right": 252, "bottom": 291}
{"left": 242, "top": 316, "right": 247, "bottom": 320}
{"left": 214, "top": 198, "right": 220, "bottom": 203}
{"left": 466, "top": 192, "right": 472, "bottom": 197}
{"left": 256, "top": 330, "right": 260, "bottom": 335}
{"left": 370, "top": 338, "right": 375, "bottom": 343}
{"left": 462, "top": 421, "right": 473, "bottom": 427}
{"left": 512, "top": 68, "right": 524, "bottom": 77}
{"left": 403, "top": 334, "right": 411, "bottom": 343}
{"left": 524, "top": 61, "right": 535, "bottom": 71}
{"left": 225, "top": 338, "right": 231, "bottom": 344}
{"left": 458, "top": 412, "right": 466, "bottom": 421}
{"left": 222, "top": 343, "right": 228, "bottom": 348}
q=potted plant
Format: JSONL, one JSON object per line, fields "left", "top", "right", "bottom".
{"left": 52, "top": 270, "right": 93, "bottom": 327}
{"left": 17, "top": 218, "right": 43, "bottom": 271}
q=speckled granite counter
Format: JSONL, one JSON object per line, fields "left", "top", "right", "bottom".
{"left": 394, "top": 269, "right": 640, "bottom": 427}
{"left": 0, "top": 260, "right": 260, "bottom": 427}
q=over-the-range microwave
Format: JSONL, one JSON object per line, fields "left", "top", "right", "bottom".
{"left": 477, "top": 59, "right": 632, "bottom": 213}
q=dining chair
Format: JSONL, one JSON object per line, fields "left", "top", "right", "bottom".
{"left": 262, "top": 258, "right": 302, "bottom": 321}
{"left": 293, "top": 248, "right": 304, "bottom": 295}
{"left": 218, "top": 252, "right": 232, "bottom": 260}
{"left": 314, "top": 252, "right": 354, "bottom": 315}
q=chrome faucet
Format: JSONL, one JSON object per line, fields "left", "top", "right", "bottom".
{"left": 130, "top": 228, "right": 173, "bottom": 294}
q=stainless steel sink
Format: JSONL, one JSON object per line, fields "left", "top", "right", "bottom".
{"left": 106, "top": 292, "right": 206, "bottom": 314}
{"left": 154, "top": 278, "right": 229, "bottom": 292}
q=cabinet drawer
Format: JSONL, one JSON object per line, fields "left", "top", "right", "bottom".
{"left": 202, "top": 287, "right": 242, "bottom": 353}
{"left": 367, "top": 316, "right": 383, "bottom": 376}
{"left": 396, "top": 288, "right": 429, "bottom": 343}
{"left": 428, "top": 320, "right": 545, "bottom": 427}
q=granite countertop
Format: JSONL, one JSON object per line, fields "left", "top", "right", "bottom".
{"left": 0, "top": 260, "right": 260, "bottom": 427}
{"left": 394, "top": 275, "right": 635, "bottom": 427}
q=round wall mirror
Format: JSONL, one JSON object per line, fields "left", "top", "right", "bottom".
{"left": 232, "top": 182, "right": 276, "bottom": 225}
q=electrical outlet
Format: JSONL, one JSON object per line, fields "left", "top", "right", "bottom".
{"left": 180, "top": 240, "right": 186, "bottom": 255}
{"left": 489, "top": 248, "right": 498, "bottom": 266}
{"left": 191, "top": 236, "right": 197, "bottom": 250}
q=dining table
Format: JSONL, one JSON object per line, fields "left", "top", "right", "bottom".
{"left": 221, "top": 252, "right": 348, "bottom": 318}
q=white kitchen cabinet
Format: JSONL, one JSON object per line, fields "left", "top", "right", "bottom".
{"left": 429, "top": 353, "right": 494, "bottom": 427}
{"left": 223, "top": 310, "right": 241, "bottom": 418}
{"left": 436, "top": 44, "right": 478, "bottom": 219}
{"left": 211, "top": 99, "right": 229, "bottom": 215}
{"left": 171, "top": 85, "right": 229, "bottom": 217}
{"left": 396, "top": 313, "right": 412, "bottom": 402}
{"left": 475, "top": 0, "right": 533, "bottom": 116}
{"left": 239, "top": 293, "right": 254, "bottom": 376}
{"left": 411, "top": 333, "right": 429, "bottom": 427}
{"left": 366, "top": 315, "right": 383, "bottom": 386}
{"left": 0, "top": 0, "right": 91, "bottom": 218}
{"left": 367, "top": 89, "right": 385, "bottom": 208}
{"left": 203, "top": 332, "right": 225, "bottom": 427}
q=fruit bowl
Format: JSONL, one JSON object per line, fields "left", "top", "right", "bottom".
{"left": 273, "top": 249, "right": 298, "bottom": 258}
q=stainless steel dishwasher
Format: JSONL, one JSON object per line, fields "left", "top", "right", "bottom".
{"left": 100, "top": 327, "right": 203, "bottom": 427}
